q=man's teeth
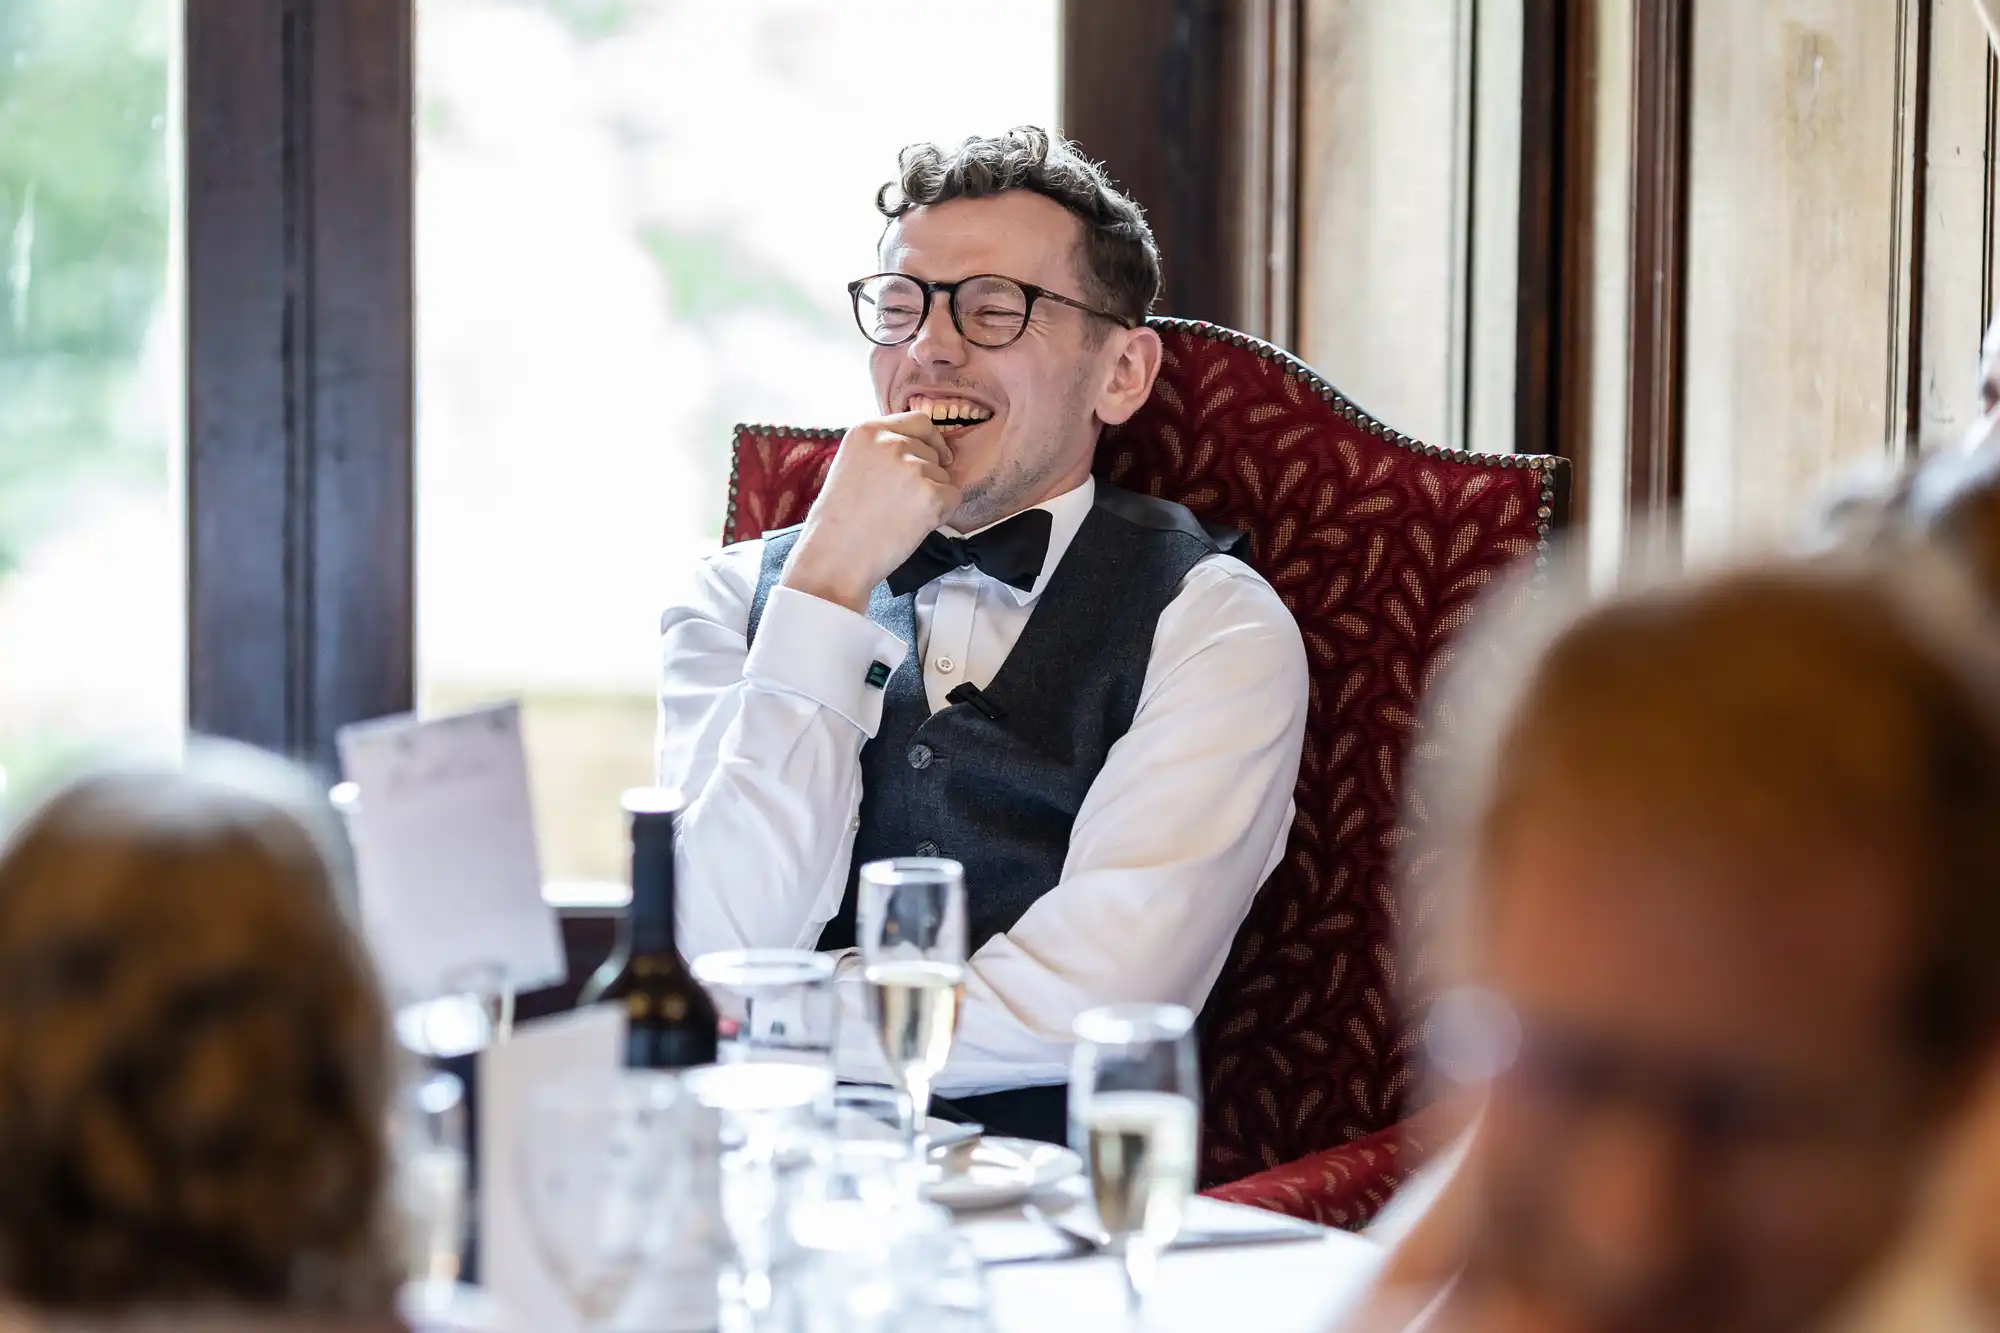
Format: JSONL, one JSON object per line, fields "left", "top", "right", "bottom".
{"left": 909, "top": 394, "right": 994, "bottom": 426}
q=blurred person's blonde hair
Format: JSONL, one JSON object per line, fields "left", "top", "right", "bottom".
{"left": 0, "top": 742, "right": 398, "bottom": 1316}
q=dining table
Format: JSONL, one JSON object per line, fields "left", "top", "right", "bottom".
{"left": 418, "top": 1191, "right": 1383, "bottom": 1333}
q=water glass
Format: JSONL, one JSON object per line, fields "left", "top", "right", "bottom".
{"left": 685, "top": 1062, "right": 833, "bottom": 1319}
{"left": 395, "top": 959, "right": 518, "bottom": 1058}
{"left": 1070, "top": 1003, "right": 1202, "bottom": 1324}
{"left": 392, "top": 1069, "right": 469, "bottom": 1290}
{"left": 785, "top": 1195, "right": 987, "bottom": 1333}
{"left": 800, "top": 1134, "right": 924, "bottom": 1213}
{"left": 856, "top": 859, "right": 968, "bottom": 1148}
{"left": 519, "top": 1071, "right": 712, "bottom": 1331}
{"left": 692, "top": 949, "right": 839, "bottom": 1071}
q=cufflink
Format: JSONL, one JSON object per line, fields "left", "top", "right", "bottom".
{"left": 865, "top": 661, "right": 891, "bottom": 689}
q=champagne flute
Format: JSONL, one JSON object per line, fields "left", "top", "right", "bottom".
{"left": 1070, "top": 1003, "right": 1201, "bottom": 1324}
{"left": 857, "top": 858, "right": 968, "bottom": 1150}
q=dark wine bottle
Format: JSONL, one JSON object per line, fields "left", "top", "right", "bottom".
{"left": 578, "top": 787, "right": 718, "bottom": 1068}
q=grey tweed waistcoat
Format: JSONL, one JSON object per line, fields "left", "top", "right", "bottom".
{"left": 745, "top": 481, "right": 1243, "bottom": 955}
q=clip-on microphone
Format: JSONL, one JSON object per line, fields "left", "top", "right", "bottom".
{"left": 946, "top": 682, "right": 1006, "bottom": 721}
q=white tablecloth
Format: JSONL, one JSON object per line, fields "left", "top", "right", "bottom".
{"left": 976, "top": 1197, "right": 1384, "bottom": 1333}
{"left": 432, "top": 1195, "right": 1383, "bottom": 1333}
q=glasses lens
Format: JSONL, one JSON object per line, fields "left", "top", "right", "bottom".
{"left": 854, "top": 274, "right": 925, "bottom": 345}
{"left": 955, "top": 276, "right": 1031, "bottom": 347}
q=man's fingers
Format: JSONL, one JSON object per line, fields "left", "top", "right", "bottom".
{"left": 881, "top": 410, "right": 955, "bottom": 468}
{"left": 930, "top": 479, "right": 964, "bottom": 519}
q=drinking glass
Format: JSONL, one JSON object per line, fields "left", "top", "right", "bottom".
{"left": 393, "top": 959, "right": 518, "bottom": 1058}
{"left": 786, "top": 1194, "right": 987, "bottom": 1333}
{"left": 856, "top": 858, "right": 967, "bottom": 1149}
{"left": 691, "top": 948, "right": 838, "bottom": 1072}
{"left": 684, "top": 1062, "right": 831, "bottom": 1319}
{"left": 1069, "top": 1003, "right": 1202, "bottom": 1324}
{"left": 391, "top": 1069, "right": 469, "bottom": 1292}
{"left": 518, "top": 1072, "right": 697, "bottom": 1331}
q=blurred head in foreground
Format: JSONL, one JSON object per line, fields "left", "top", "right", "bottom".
{"left": 1428, "top": 556, "right": 2000, "bottom": 1333}
{"left": 0, "top": 743, "right": 397, "bottom": 1316}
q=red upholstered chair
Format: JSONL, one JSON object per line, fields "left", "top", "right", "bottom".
{"left": 724, "top": 319, "right": 1569, "bottom": 1227}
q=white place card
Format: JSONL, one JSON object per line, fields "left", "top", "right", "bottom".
{"left": 478, "top": 1005, "right": 625, "bottom": 1333}
{"left": 336, "top": 702, "right": 566, "bottom": 1001}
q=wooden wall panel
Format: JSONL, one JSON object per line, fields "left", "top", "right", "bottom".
{"left": 1295, "top": 0, "right": 1524, "bottom": 454}
{"left": 1297, "top": 0, "right": 1471, "bottom": 448}
{"left": 1585, "top": 0, "right": 1636, "bottom": 582}
{"left": 1918, "top": 0, "right": 2000, "bottom": 449}
{"left": 1679, "top": 0, "right": 1916, "bottom": 559}
{"left": 1473, "top": 0, "right": 1525, "bottom": 459}
{"left": 1061, "top": 0, "right": 1250, "bottom": 325}
{"left": 1625, "top": 0, "right": 1691, "bottom": 568}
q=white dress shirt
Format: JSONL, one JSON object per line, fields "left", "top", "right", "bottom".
{"left": 658, "top": 476, "right": 1310, "bottom": 1095}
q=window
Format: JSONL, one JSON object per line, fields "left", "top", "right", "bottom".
{"left": 0, "top": 0, "right": 181, "bottom": 812}
{"left": 417, "top": 0, "right": 1059, "bottom": 894}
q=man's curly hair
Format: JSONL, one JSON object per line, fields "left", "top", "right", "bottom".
{"left": 0, "top": 746, "right": 399, "bottom": 1314}
{"left": 876, "top": 126, "right": 1161, "bottom": 328}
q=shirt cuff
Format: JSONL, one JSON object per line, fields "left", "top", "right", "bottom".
{"left": 742, "top": 585, "right": 908, "bottom": 737}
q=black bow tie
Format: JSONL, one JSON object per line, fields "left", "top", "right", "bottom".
{"left": 886, "top": 507, "right": 1054, "bottom": 598}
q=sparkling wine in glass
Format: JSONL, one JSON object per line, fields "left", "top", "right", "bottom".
{"left": 857, "top": 858, "right": 968, "bottom": 1147}
{"left": 1071, "top": 1003, "right": 1201, "bottom": 1324}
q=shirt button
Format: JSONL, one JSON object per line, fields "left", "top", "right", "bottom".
{"left": 915, "top": 840, "right": 940, "bottom": 857}
{"left": 907, "top": 744, "right": 933, "bottom": 770}
{"left": 936, "top": 655, "right": 956, "bottom": 674}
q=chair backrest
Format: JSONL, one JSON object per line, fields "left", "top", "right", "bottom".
{"left": 725, "top": 319, "right": 1568, "bottom": 1183}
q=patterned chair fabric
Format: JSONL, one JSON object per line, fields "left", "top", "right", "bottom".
{"left": 725, "top": 319, "right": 1568, "bottom": 1225}
{"left": 1201, "top": 1095, "right": 1463, "bottom": 1227}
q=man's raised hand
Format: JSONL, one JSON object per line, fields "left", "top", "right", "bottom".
{"left": 778, "top": 411, "right": 960, "bottom": 614}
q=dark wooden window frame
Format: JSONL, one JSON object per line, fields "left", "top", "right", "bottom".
{"left": 1624, "top": 0, "right": 1693, "bottom": 543}
{"left": 1514, "top": 0, "right": 1597, "bottom": 499}
{"left": 1061, "top": 0, "right": 1301, "bottom": 340}
{"left": 185, "top": 0, "right": 414, "bottom": 778}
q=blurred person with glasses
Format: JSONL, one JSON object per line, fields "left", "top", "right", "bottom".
{"left": 0, "top": 744, "right": 407, "bottom": 1332}
{"left": 1323, "top": 549, "right": 2000, "bottom": 1333}
{"left": 657, "top": 128, "right": 1308, "bottom": 1142}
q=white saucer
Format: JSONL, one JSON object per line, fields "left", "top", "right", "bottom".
{"left": 922, "top": 1136, "right": 1082, "bottom": 1211}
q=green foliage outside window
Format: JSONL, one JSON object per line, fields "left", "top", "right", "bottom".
{"left": 0, "top": 0, "right": 171, "bottom": 579}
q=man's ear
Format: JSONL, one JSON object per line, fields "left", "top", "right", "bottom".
{"left": 1096, "top": 325, "right": 1164, "bottom": 427}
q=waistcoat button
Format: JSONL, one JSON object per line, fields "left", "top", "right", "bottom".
{"left": 907, "top": 743, "right": 933, "bottom": 770}
{"left": 915, "top": 840, "right": 940, "bottom": 857}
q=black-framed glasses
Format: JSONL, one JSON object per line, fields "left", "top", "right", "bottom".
{"left": 846, "top": 272, "right": 1134, "bottom": 349}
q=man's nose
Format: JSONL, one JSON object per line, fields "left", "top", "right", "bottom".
{"left": 908, "top": 292, "right": 969, "bottom": 366}
{"left": 1556, "top": 1111, "right": 1704, "bottom": 1309}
